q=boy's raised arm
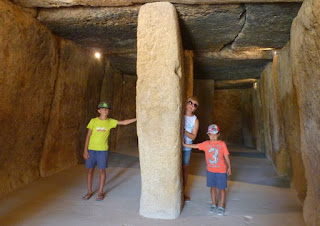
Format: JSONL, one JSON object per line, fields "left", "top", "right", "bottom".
{"left": 183, "top": 143, "right": 198, "bottom": 149}
{"left": 117, "top": 118, "right": 137, "bottom": 125}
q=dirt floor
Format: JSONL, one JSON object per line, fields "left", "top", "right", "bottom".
{"left": 0, "top": 145, "right": 305, "bottom": 226}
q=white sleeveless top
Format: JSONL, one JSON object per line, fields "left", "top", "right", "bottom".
{"left": 183, "top": 115, "right": 197, "bottom": 151}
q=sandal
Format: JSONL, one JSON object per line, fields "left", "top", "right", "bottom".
{"left": 96, "top": 193, "right": 105, "bottom": 201}
{"left": 82, "top": 193, "right": 93, "bottom": 200}
{"left": 217, "top": 206, "right": 225, "bottom": 216}
{"left": 209, "top": 204, "right": 217, "bottom": 213}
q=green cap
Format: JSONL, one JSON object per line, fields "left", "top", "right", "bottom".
{"left": 98, "top": 102, "right": 111, "bottom": 109}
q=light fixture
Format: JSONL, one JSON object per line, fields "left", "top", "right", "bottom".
{"left": 94, "top": 52, "right": 101, "bottom": 59}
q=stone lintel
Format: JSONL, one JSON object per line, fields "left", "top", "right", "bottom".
{"left": 196, "top": 48, "right": 276, "bottom": 60}
{"left": 215, "top": 78, "right": 257, "bottom": 89}
{"left": 13, "top": 0, "right": 303, "bottom": 8}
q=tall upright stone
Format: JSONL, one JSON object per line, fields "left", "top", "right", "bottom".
{"left": 194, "top": 79, "right": 215, "bottom": 143}
{"left": 136, "top": 2, "right": 184, "bottom": 219}
{"left": 184, "top": 50, "right": 194, "bottom": 101}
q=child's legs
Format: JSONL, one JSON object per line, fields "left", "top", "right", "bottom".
{"left": 86, "top": 168, "right": 95, "bottom": 193}
{"left": 207, "top": 171, "right": 218, "bottom": 205}
{"left": 96, "top": 150, "right": 109, "bottom": 194}
{"left": 85, "top": 150, "right": 97, "bottom": 193}
{"left": 210, "top": 187, "right": 217, "bottom": 205}
{"left": 216, "top": 173, "right": 228, "bottom": 207}
{"left": 219, "top": 189, "right": 226, "bottom": 208}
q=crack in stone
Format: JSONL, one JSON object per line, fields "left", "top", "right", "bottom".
{"left": 220, "top": 4, "right": 247, "bottom": 51}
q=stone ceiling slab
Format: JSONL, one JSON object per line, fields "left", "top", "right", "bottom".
{"left": 37, "top": 6, "right": 139, "bottom": 54}
{"left": 22, "top": 2, "right": 302, "bottom": 80}
{"left": 176, "top": 4, "right": 245, "bottom": 51}
{"left": 108, "top": 53, "right": 137, "bottom": 75}
{"left": 194, "top": 58, "right": 271, "bottom": 80}
{"left": 232, "top": 3, "right": 302, "bottom": 49}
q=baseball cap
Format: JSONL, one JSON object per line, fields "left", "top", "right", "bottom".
{"left": 207, "top": 124, "right": 220, "bottom": 134}
{"left": 98, "top": 102, "right": 111, "bottom": 109}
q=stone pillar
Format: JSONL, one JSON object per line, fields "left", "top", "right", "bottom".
{"left": 136, "top": 2, "right": 183, "bottom": 219}
{"left": 194, "top": 79, "right": 215, "bottom": 143}
{"left": 184, "top": 50, "right": 194, "bottom": 101}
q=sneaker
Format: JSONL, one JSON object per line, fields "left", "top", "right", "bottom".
{"left": 217, "top": 206, "right": 225, "bottom": 216}
{"left": 209, "top": 204, "right": 217, "bottom": 213}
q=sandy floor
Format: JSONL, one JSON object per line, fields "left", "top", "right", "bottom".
{"left": 0, "top": 146, "right": 305, "bottom": 226}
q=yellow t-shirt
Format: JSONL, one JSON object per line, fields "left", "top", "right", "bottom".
{"left": 87, "top": 117, "right": 118, "bottom": 151}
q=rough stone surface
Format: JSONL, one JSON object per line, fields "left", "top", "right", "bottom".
{"left": 40, "top": 39, "right": 105, "bottom": 177}
{"left": 0, "top": 0, "right": 58, "bottom": 197}
{"left": 183, "top": 50, "right": 194, "bottom": 101}
{"left": 77, "top": 57, "right": 106, "bottom": 163}
{"left": 215, "top": 78, "right": 257, "bottom": 89}
{"left": 260, "top": 62, "right": 289, "bottom": 175}
{"left": 109, "top": 71, "right": 124, "bottom": 150}
{"left": 233, "top": 3, "right": 302, "bottom": 49}
{"left": 115, "top": 75, "right": 137, "bottom": 149}
{"left": 252, "top": 82, "right": 265, "bottom": 152}
{"left": 176, "top": 4, "right": 245, "bottom": 51}
{"left": 31, "top": 2, "right": 301, "bottom": 80}
{"left": 212, "top": 89, "right": 244, "bottom": 145}
{"left": 193, "top": 80, "right": 215, "bottom": 143}
{"left": 136, "top": 2, "right": 183, "bottom": 219}
{"left": 241, "top": 89, "right": 256, "bottom": 148}
{"left": 290, "top": 0, "right": 320, "bottom": 223}
{"left": 277, "top": 43, "right": 306, "bottom": 200}
{"left": 194, "top": 58, "right": 271, "bottom": 80}
{"left": 37, "top": 6, "right": 139, "bottom": 55}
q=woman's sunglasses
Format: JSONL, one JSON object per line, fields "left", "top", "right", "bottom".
{"left": 188, "top": 100, "right": 198, "bottom": 108}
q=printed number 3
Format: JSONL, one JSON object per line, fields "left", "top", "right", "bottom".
{"left": 208, "top": 148, "right": 219, "bottom": 164}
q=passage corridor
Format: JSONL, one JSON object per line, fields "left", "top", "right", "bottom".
{"left": 0, "top": 146, "right": 305, "bottom": 225}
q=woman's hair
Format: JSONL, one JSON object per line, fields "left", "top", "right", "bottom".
{"left": 188, "top": 96, "right": 199, "bottom": 105}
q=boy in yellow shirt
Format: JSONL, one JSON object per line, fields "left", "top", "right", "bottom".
{"left": 82, "top": 102, "right": 136, "bottom": 201}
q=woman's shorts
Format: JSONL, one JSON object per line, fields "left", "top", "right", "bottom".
{"left": 207, "top": 171, "right": 227, "bottom": 189}
{"left": 182, "top": 151, "right": 191, "bottom": 166}
{"left": 85, "top": 150, "right": 109, "bottom": 169}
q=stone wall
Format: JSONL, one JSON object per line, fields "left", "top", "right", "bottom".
{"left": 277, "top": 44, "right": 306, "bottom": 200}
{"left": 0, "top": 0, "right": 105, "bottom": 197}
{"left": 213, "top": 89, "right": 254, "bottom": 146}
{"left": 259, "top": 44, "right": 307, "bottom": 198}
{"left": 258, "top": 0, "right": 320, "bottom": 220}
{"left": 115, "top": 75, "right": 137, "bottom": 149}
{"left": 290, "top": 0, "right": 320, "bottom": 223}
{"left": 40, "top": 39, "right": 105, "bottom": 177}
{"left": 260, "top": 60, "right": 289, "bottom": 175}
{"left": 194, "top": 79, "right": 214, "bottom": 143}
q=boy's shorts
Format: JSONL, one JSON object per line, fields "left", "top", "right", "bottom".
{"left": 207, "top": 171, "right": 227, "bottom": 189}
{"left": 85, "top": 150, "right": 109, "bottom": 169}
{"left": 182, "top": 150, "right": 191, "bottom": 166}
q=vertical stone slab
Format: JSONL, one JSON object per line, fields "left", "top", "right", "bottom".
{"left": 260, "top": 60, "right": 289, "bottom": 176}
{"left": 277, "top": 43, "right": 306, "bottom": 200}
{"left": 116, "top": 75, "right": 137, "bottom": 149}
{"left": 290, "top": 0, "right": 320, "bottom": 223}
{"left": 241, "top": 89, "right": 256, "bottom": 148}
{"left": 212, "top": 89, "right": 243, "bottom": 144}
{"left": 137, "top": 2, "right": 183, "bottom": 219}
{"left": 184, "top": 50, "right": 194, "bottom": 101}
{"left": 40, "top": 39, "right": 105, "bottom": 177}
{"left": 194, "top": 80, "right": 214, "bottom": 143}
{"left": 0, "top": 0, "right": 58, "bottom": 197}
